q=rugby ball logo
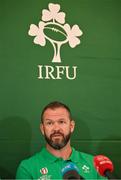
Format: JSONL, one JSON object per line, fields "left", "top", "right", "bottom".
{"left": 28, "top": 3, "right": 83, "bottom": 63}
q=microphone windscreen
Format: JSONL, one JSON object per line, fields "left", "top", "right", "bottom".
{"left": 94, "top": 155, "right": 114, "bottom": 177}
{"left": 61, "top": 162, "right": 81, "bottom": 179}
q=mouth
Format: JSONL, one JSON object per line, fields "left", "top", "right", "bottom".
{"left": 52, "top": 134, "right": 62, "bottom": 137}
{"left": 51, "top": 133, "right": 63, "bottom": 139}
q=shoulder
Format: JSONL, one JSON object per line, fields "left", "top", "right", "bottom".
{"left": 19, "top": 150, "right": 43, "bottom": 167}
{"left": 71, "top": 148, "right": 95, "bottom": 168}
{"left": 73, "top": 148, "right": 94, "bottom": 162}
{"left": 72, "top": 149, "right": 107, "bottom": 179}
{"left": 16, "top": 150, "right": 44, "bottom": 179}
{"left": 79, "top": 151, "right": 95, "bottom": 166}
{"left": 79, "top": 151, "right": 94, "bottom": 161}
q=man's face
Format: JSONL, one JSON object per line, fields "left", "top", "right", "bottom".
{"left": 40, "top": 107, "right": 75, "bottom": 150}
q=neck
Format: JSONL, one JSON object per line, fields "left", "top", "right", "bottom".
{"left": 46, "top": 141, "right": 72, "bottom": 160}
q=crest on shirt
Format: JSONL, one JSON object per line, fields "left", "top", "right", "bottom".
{"left": 40, "top": 167, "right": 48, "bottom": 175}
{"left": 38, "top": 174, "right": 51, "bottom": 180}
{"left": 82, "top": 165, "right": 90, "bottom": 173}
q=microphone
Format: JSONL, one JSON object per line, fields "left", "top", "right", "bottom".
{"left": 94, "top": 155, "right": 115, "bottom": 179}
{"left": 61, "top": 162, "right": 84, "bottom": 179}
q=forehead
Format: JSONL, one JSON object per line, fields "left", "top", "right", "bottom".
{"left": 43, "top": 107, "right": 70, "bottom": 120}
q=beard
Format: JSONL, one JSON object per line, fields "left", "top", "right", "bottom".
{"left": 44, "top": 130, "right": 71, "bottom": 150}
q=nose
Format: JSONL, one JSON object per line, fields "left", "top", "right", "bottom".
{"left": 53, "top": 122, "right": 60, "bottom": 131}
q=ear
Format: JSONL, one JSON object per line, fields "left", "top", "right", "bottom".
{"left": 40, "top": 123, "right": 44, "bottom": 135}
{"left": 70, "top": 120, "right": 75, "bottom": 133}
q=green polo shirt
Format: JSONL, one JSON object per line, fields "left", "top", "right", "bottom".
{"left": 16, "top": 147, "right": 106, "bottom": 179}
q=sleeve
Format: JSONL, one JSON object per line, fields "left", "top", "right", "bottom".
{"left": 16, "top": 161, "right": 33, "bottom": 179}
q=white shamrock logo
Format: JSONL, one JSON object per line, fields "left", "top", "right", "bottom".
{"left": 28, "top": 3, "right": 83, "bottom": 63}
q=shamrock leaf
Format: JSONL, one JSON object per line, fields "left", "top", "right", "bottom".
{"left": 28, "top": 21, "right": 46, "bottom": 46}
{"left": 64, "top": 24, "right": 83, "bottom": 48}
{"left": 42, "top": 3, "right": 65, "bottom": 24}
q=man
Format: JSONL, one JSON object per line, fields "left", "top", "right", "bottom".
{"left": 16, "top": 101, "right": 106, "bottom": 179}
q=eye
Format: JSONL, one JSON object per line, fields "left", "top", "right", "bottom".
{"left": 45, "top": 121, "right": 53, "bottom": 126}
{"left": 59, "top": 120, "right": 65, "bottom": 124}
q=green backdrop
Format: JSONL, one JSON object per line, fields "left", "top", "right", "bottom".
{"left": 0, "top": 0, "right": 121, "bottom": 179}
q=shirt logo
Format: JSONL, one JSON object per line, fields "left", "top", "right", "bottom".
{"left": 38, "top": 175, "right": 51, "bottom": 180}
{"left": 28, "top": 3, "right": 83, "bottom": 63}
{"left": 82, "top": 165, "right": 90, "bottom": 173}
{"left": 40, "top": 167, "right": 48, "bottom": 175}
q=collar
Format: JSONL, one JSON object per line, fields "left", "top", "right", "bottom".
{"left": 40, "top": 148, "right": 58, "bottom": 163}
{"left": 67, "top": 147, "right": 80, "bottom": 163}
{"left": 40, "top": 147, "right": 80, "bottom": 163}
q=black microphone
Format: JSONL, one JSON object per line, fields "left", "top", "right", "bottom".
{"left": 94, "top": 155, "right": 116, "bottom": 179}
{"left": 61, "top": 162, "right": 84, "bottom": 179}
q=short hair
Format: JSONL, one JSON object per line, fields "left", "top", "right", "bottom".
{"left": 41, "top": 101, "right": 72, "bottom": 123}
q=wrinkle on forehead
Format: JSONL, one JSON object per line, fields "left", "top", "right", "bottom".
{"left": 43, "top": 107, "right": 70, "bottom": 121}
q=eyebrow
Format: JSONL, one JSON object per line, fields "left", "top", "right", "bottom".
{"left": 44, "top": 118, "right": 66, "bottom": 122}
{"left": 44, "top": 119, "right": 52, "bottom": 122}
